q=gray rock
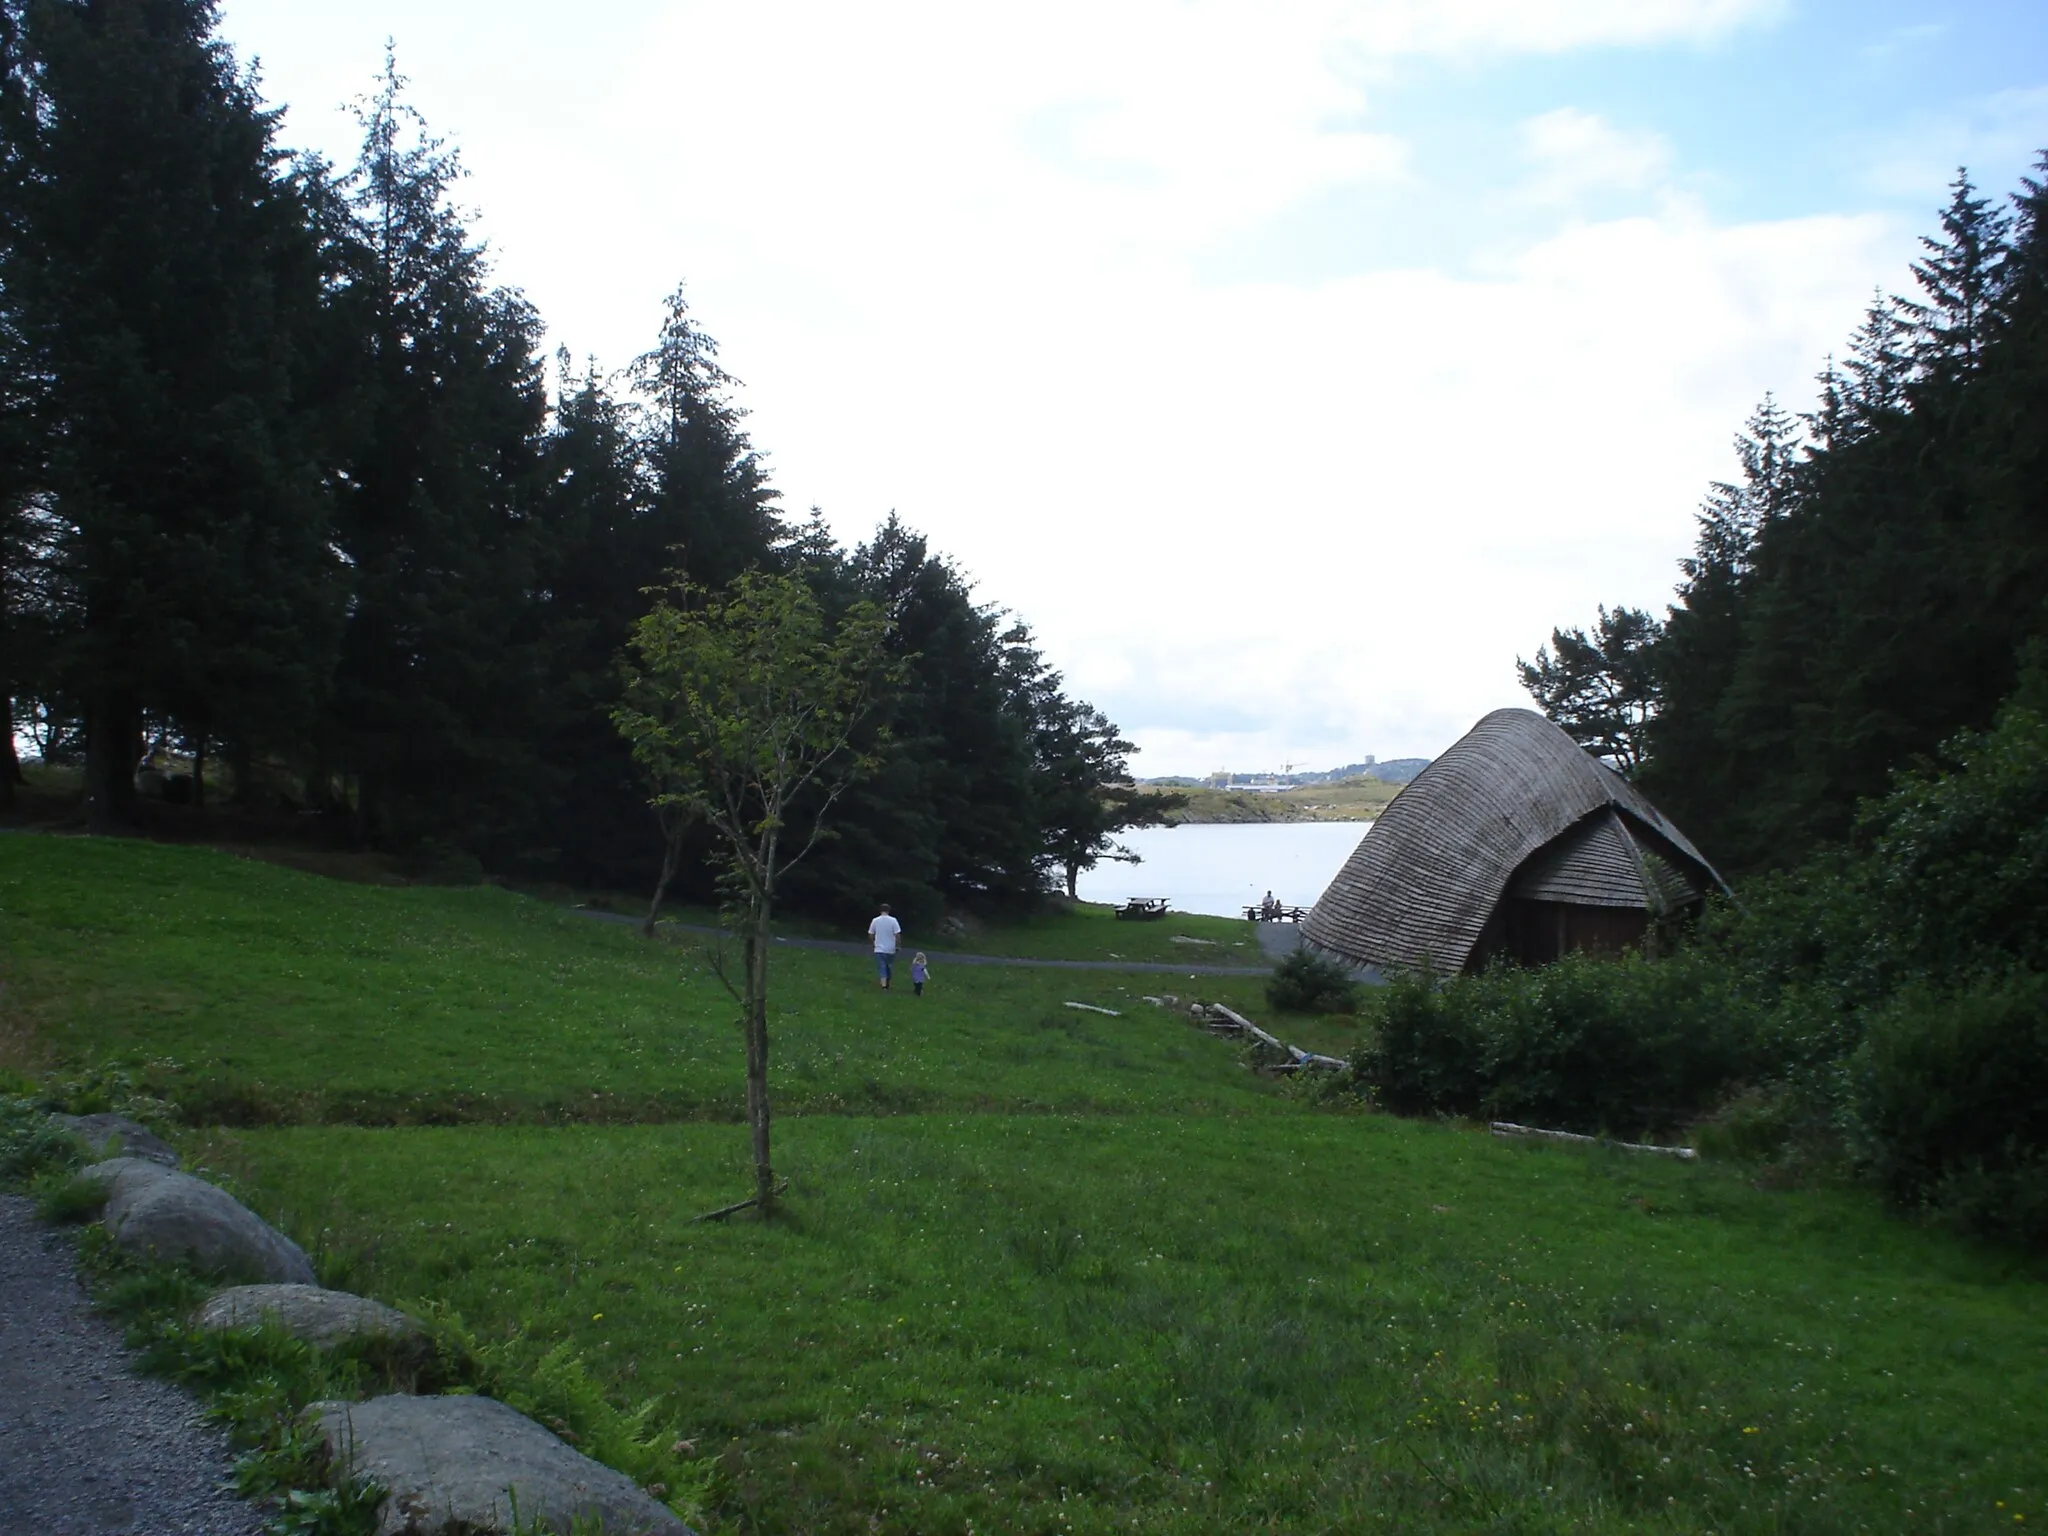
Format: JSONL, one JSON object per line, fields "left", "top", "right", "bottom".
{"left": 79, "top": 1154, "right": 178, "bottom": 1202}
{"left": 195, "top": 1284, "right": 422, "bottom": 1352}
{"left": 85, "top": 1159, "right": 316, "bottom": 1285}
{"left": 54, "top": 1111, "right": 180, "bottom": 1167}
{"left": 308, "top": 1394, "right": 694, "bottom": 1536}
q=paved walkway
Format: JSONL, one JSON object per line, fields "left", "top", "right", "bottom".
{"left": 577, "top": 910, "right": 1278, "bottom": 977}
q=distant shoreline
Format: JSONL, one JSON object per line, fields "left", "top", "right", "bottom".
{"left": 1145, "top": 781, "right": 1396, "bottom": 825}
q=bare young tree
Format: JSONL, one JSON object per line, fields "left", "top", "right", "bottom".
{"left": 614, "top": 569, "right": 894, "bottom": 1217}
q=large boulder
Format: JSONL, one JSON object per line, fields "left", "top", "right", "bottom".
{"left": 307, "top": 1394, "right": 693, "bottom": 1536}
{"left": 79, "top": 1155, "right": 177, "bottom": 1201}
{"left": 54, "top": 1113, "right": 179, "bottom": 1167}
{"left": 196, "top": 1285, "right": 422, "bottom": 1353}
{"left": 84, "top": 1159, "right": 316, "bottom": 1285}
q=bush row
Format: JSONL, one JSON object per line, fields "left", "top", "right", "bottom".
{"left": 1352, "top": 952, "right": 1765, "bottom": 1139}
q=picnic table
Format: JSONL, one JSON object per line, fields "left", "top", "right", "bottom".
{"left": 1114, "top": 896, "right": 1171, "bottom": 921}
{"left": 1244, "top": 903, "right": 1310, "bottom": 923}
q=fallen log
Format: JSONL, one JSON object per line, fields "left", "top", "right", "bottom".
{"left": 1064, "top": 1001, "right": 1121, "bottom": 1017}
{"left": 1489, "top": 1122, "right": 1696, "bottom": 1160}
{"left": 1212, "top": 1005, "right": 1282, "bottom": 1051}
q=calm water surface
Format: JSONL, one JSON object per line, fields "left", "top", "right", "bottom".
{"left": 1074, "top": 821, "right": 1371, "bottom": 919}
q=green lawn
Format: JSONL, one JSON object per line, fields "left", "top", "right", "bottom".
{"left": 192, "top": 1115, "right": 2048, "bottom": 1535}
{"left": 640, "top": 897, "right": 1264, "bottom": 966}
{"left": 5, "top": 830, "right": 2044, "bottom": 1534}
{"left": 0, "top": 837, "right": 1286, "bottom": 1122}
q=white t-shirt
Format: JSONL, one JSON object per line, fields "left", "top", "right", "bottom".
{"left": 868, "top": 914, "right": 902, "bottom": 954}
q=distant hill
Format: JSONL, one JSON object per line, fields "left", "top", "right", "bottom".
{"left": 1140, "top": 756, "right": 1432, "bottom": 789}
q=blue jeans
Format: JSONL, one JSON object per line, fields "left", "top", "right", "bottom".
{"left": 875, "top": 952, "right": 894, "bottom": 984}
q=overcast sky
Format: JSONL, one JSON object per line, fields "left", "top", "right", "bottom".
{"left": 217, "top": 0, "right": 2048, "bottom": 775}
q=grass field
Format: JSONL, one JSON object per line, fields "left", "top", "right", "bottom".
{"left": 641, "top": 898, "right": 1266, "bottom": 966}
{"left": 0, "top": 838, "right": 1288, "bottom": 1123}
{"left": 4, "top": 830, "right": 2044, "bottom": 1534}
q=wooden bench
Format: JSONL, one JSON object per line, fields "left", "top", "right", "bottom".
{"left": 1244, "top": 904, "right": 1311, "bottom": 923}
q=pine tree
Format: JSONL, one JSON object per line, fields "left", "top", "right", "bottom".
{"left": 1639, "top": 165, "right": 2048, "bottom": 871}
{"left": 1906, "top": 170, "right": 2013, "bottom": 383}
{"left": 633, "top": 284, "right": 782, "bottom": 589}
{"left": 1021, "top": 649, "right": 1182, "bottom": 898}
{"left": 0, "top": 0, "right": 338, "bottom": 826}
{"left": 1640, "top": 398, "right": 1804, "bottom": 854}
{"left": 1516, "top": 605, "right": 1663, "bottom": 773}
{"left": 530, "top": 352, "right": 669, "bottom": 885}
{"left": 320, "top": 51, "right": 548, "bottom": 851}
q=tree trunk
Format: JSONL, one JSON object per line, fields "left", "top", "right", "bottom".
{"left": 192, "top": 734, "right": 207, "bottom": 810}
{"left": 643, "top": 808, "right": 684, "bottom": 937}
{"left": 742, "top": 905, "right": 775, "bottom": 1213}
{"left": 228, "top": 739, "right": 255, "bottom": 806}
{"left": 1065, "top": 859, "right": 1080, "bottom": 900}
{"left": 84, "top": 689, "right": 140, "bottom": 832}
{"left": 0, "top": 692, "right": 18, "bottom": 810}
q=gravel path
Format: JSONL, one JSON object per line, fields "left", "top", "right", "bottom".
{"left": 0, "top": 1195, "right": 265, "bottom": 1536}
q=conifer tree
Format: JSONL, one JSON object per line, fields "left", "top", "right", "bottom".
{"left": 0, "top": 0, "right": 337, "bottom": 826}
{"left": 634, "top": 285, "right": 783, "bottom": 589}
{"left": 1906, "top": 170, "right": 2012, "bottom": 382}
{"left": 1516, "top": 605, "right": 1663, "bottom": 774}
{"left": 321, "top": 52, "right": 547, "bottom": 850}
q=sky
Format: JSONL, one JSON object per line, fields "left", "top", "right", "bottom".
{"left": 215, "top": 0, "right": 2048, "bottom": 775}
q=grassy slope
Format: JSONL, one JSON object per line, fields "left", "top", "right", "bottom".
{"left": 0, "top": 837, "right": 1282, "bottom": 1120}
{"left": 4, "top": 831, "right": 2044, "bottom": 1533}
{"left": 646, "top": 899, "right": 1266, "bottom": 965}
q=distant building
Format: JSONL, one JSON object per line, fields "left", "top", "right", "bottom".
{"left": 1304, "top": 709, "right": 1724, "bottom": 974}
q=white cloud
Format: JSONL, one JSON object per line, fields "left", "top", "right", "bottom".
{"left": 1337, "top": 0, "right": 1783, "bottom": 57}
{"left": 1517, "top": 108, "right": 1672, "bottom": 204}
{"left": 1861, "top": 85, "right": 2048, "bottom": 203}
{"left": 210, "top": 0, "right": 1877, "bottom": 776}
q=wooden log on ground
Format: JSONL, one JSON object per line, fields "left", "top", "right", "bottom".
{"left": 1064, "top": 1001, "right": 1121, "bottom": 1017}
{"left": 1212, "top": 1005, "right": 1283, "bottom": 1051}
{"left": 1489, "top": 1122, "right": 1697, "bottom": 1160}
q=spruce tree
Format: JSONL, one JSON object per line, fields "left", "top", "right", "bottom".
{"left": 530, "top": 352, "right": 669, "bottom": 884}
{"left": 0, "top": 0, "right": 337, "bottom": 826}
{"left": 320, "top": 52, "right": 548, "bottom": 852}
{"left": 633, "top": 284, "right": 782, "bottom": 590}
{"left": 1906, "top": 170, "right": 2012, "bottom": 383}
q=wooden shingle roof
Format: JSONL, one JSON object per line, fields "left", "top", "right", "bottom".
{"left": 1302, "top": 709, "right": 1723, "bottom": 973}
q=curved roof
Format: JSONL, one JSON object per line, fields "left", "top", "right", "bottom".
{"left": 1303, "top": 709, "right": 1723, "bottom": 973}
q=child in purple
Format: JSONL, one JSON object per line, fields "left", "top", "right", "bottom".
{"left": 910, "top": 952, "right": 930, "bottom": 997}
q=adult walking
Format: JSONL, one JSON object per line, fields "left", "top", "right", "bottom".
{"left": 867, "top": 902, "right": 902, "bottom": 989}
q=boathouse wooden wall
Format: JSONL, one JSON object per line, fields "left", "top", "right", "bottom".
{"left": 1302, "top": 709, "right": 1724, "bottom": 975}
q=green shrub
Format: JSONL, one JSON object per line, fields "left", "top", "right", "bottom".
{"left": 32, "top": 1167, "right": 110, "bottom": 1223}
{"left": 1861, "top": 700, "right": 2048, "bottom": 985}
{"left": 0, "top": 1097, "right": 84, "bottom": 1184}
{"left": 1476, "top": 952, "right": 1763, "bottom": 1136}
{"left": 1353, "top": 967, "right": 1484, "bottom": 1115}
{"left": 1354, "top": 953, "right": 1765, "bottom": 1136}
{"left": 1850, "top": 970, "right": 2048, "bottom": 1246}
{"left": 1265, "top": 947, "right": 1359, "bottom": 1015}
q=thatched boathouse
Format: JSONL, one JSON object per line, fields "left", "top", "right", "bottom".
{"left": 1303, "top": 709, "right": 1725, "bottom": 974}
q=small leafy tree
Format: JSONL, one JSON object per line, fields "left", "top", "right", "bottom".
{"left": 615, "top": 570, "right": 893, "bottom": 1216}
